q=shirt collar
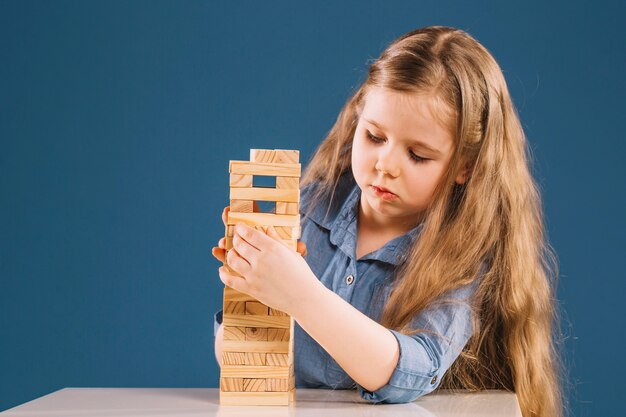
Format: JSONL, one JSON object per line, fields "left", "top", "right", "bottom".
{"left": 302, "top": 174, "right": 423, "bottom": 266}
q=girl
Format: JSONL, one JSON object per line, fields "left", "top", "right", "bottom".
{"left": 212, "top": 26, "right": 563, "bottom": 417}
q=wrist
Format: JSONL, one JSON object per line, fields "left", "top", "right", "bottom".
{"left": 287, "top": 272, "right": 329, "bottom": 320}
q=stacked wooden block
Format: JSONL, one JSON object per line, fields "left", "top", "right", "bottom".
{"left": 220, "top": 149, "right": 300, "bottom": 406}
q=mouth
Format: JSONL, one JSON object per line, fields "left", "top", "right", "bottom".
{"left": 371, "top": 185, "right": 398, "bottom": 201}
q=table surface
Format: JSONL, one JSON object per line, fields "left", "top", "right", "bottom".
{"left": 1, "top": 388, "right": 522, "bottom": 417}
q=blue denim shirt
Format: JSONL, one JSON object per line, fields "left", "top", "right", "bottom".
{"left": 215, "top": 172, "right": 479, "bottom": 403}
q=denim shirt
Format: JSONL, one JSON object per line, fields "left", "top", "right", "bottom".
{"left": 215, "top": 172, "right": 479, "bottom": 403}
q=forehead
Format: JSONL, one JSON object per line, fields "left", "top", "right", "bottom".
{"left": 361, "top": 87, "right": 456, "bottom": 153}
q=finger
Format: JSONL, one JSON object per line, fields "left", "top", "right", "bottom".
{"left": 297, "top": 241, "right": 307, "bottom": 257}
{"left": 233, "top": 232, "right": 260, "bottom": 263}
{"left": 235, "top": 223, "right": 275, "bottom": 250}
{"left": 219, "top": 266, "right": 250, "bottom": 293}
{"left": 218, "top": 237, "right": 226, "bottom": 249}
{"left": 265, "top": 225, "right": 283, "bottom": 243}
{"left": 212, "top": 247, "right": 226, "bottom": 263}
{"left": 226, "top": 247, "right": 251, "bottom": 275}
{"left": 222, "top": 206, "right": 230, "bottom": 226}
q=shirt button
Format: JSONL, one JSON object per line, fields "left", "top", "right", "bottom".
{"left": 345, "top": 275, "right": 354, "bottom": 285}
{"left": 431, "top": 375, "right": 438, "bottom": 385}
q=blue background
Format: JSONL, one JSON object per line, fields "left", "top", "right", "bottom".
{"left": 1, "top": 1, "right": 624, "bottom": 415}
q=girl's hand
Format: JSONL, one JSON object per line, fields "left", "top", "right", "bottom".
{"left": 211, "top": 205, "right": 307, "bottom": 263}
{"left": 218, "top": 223, "right": 317, "bottom": 315}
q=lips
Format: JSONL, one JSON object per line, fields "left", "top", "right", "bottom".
{"left": 373, "top": 185, "right": 394, "bottom": 194}
{"left": 371, "top": 185, "right": 398, "bottom": 201}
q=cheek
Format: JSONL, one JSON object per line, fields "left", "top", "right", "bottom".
{"left": 405, "top": 165, "right": 445, "bottom": 197}
{"left": 351, "top": 138, "right": 371, "bottom": 171}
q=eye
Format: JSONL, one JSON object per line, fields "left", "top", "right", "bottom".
{"left": 367, "top": 131, "right": 429, "bottom": 164}
{"left": 366, "top": 131, "right": 385, "bottom": 143}
{"left": 409, "top": 151, "right": 428, "bottom": 163}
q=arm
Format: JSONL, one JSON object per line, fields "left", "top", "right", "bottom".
{"left": 289, "top": 278, "right": 475, "bottom": 398}
{"left": 291, "top": 279, "right": 400, "bottom": 392}
{"left": 216, "top": 223, "right": 476, "bottom": 401}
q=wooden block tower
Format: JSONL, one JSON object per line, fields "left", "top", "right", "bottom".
{"left": 219, "top": 149, "right": 300, "bottom": 406}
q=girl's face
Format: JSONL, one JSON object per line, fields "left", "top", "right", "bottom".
{"left": 351, "top": 87, "right": 460, "bottom": 229}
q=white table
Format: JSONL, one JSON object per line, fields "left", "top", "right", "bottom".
{"left": 2, "top": 388, "right": 522, "bottom": 416}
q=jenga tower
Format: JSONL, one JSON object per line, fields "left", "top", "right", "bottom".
{"left": 219, "top": 149, "right": 299, "bottom": 406}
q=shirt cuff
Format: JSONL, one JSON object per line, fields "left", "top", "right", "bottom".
{"left": 213, "top": 310, "right": 223, "bottom": 337}
{"left": 358, "top": 329, "right": 442, "bottom": 404}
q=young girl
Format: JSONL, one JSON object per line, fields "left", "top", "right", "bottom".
{"left": 212, "top": 26, "right": 563, "bottom": 417}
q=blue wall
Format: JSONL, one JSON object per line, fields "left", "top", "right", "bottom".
{"left": 1, "top": 1, "right": 624, "bottom": 415}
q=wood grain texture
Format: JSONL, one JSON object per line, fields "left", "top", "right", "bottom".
{"left": 223, "top": 313, "right": 291, "bottom": 329}
{"left": 230, "top": 199, "right": 254, "bottom": 213}
{"left": 222, "top": 352, "right": 246, "bottom": 365}
{"left": 220, "top": 378, "right": 244, "bottom": 392}
{"left": 227, "top": 212, "right": 300, "bottom": 227}
{"left": 250, "top": 149, "right": 299, "bottom": 164}
{"left": 230, "top": 187, "right": 299, "bottom": 203}
{"left": 222, "top": 340, "right": 289, "bottom": 353}
{"left": 223, "top": 326, "right": 246, "bottom": 341}
{"left": 229, "top": 161, "right": 300, "bottom": 177}
{"left": 222, "top": 366, "right": 289, "bottom": 379}
{"left": 229, "top": 173, "right": 253, "bottom": 188}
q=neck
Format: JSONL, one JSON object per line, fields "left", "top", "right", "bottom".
{"left": 357, "top": 199, "right": 422, "bottom": 236}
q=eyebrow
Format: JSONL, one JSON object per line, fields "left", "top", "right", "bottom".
{"left": 364, "top": 118, "right": 442, "bottom": 156}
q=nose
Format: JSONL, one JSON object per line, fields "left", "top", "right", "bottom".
{"left": 375, "top": 146, "right": 400, "bottom": 177}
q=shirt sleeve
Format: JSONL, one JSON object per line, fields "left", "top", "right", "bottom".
{"left": 213, "top": 309, "right": 223, "bottom": 338}
{"left": 357, "top": 281, "right": 478, "bottom": 404}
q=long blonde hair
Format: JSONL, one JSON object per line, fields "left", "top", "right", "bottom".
{"left": 301, "top": 26, "right": 564, "bottom": 417}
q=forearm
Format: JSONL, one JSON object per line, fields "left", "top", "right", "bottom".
{"left": 290, "top": 277, "right": 400, "bottom": 392}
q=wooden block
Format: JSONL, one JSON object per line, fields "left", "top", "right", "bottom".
{"left": 244, "top": 379, "right": 266, "bottom": 392}
{"left": 251, "top": 149, "right": 299, "bottom": 164}
{"left": 274, "top": 226, "right": 300, "bottom": 239}
{"left": 224, "top": 287, "right": 257, "bottom": 302}
{"left": 246, "top": 327, "right": 268, "bottom": 342}
{"left": 220, "top": 390, "right": 291, "bottom": 406}
{"left": 223, "top": 313, "right": 291, "bottom": 329}
{"left": 230, "top": 173, "right": 253, "bottom": 188}
{"left": 230, "top": 187, "right": 299, "bottom": 203}
{"left": 266, "top": 378, "right": 288, "bottom": 392}
{"left": 229, "top": 161, "right": 301, "bottom": 177}
{"left": 267, "top": 328, "right": 290, "bottom": 342}
{"left": 269, "top": 308, "right": 288, "bottom": 316}
{"left": 222, "top": 352, "right": 246, "bottom": 365}
{"left": 223, "top": 326, "right": 246, "bottom": 341}
{"left": 230, "top": 200, "right": 254, "bottom": 213}
{"left": 246, "top": 302, "right": 269, "bottom": 315}
{"left": 222, "top": 365, "right": 289, "bottom": 379}
{"left": 224, "top": 301, "right": 246, "bottom": 315}
{"left": 220, "top": 377, "right": 244, "bottom": 392}
{"left": 266, "top": 353, "right": 289, "bottom": 366}
{"left": 227, "top": 212, "right": 300, "bottom": 228}
{"left": 222, "top": 340, "right": 289, "bottom": 354}
{"left": 244, "top": 353, "right": 266, "bottom": 366}
{"left": 276, "top": 176, "right": 299, "bottom": 190}
{"left": 276, "top": 202, "right": 299, "bottom": 215}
